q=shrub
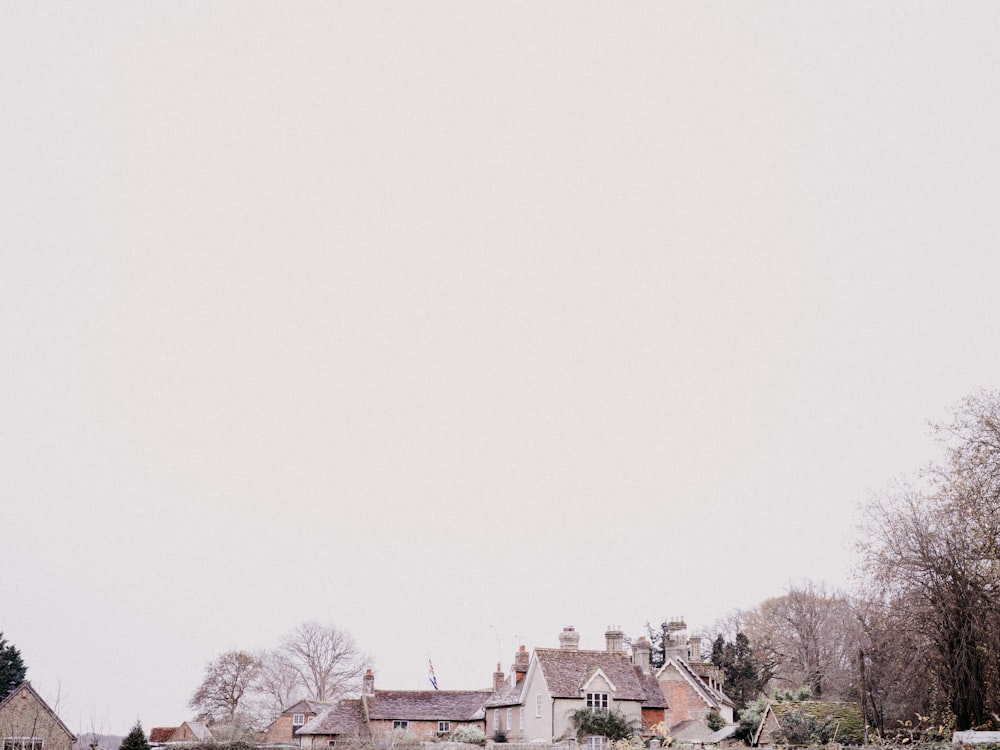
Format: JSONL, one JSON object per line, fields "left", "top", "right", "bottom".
{"left": 568, "top": 709, "right": 638, "bottom": 742}
{"left": 706, "top": 710, "right": 726, "bottom": 732}
{"left": 450, "top": 726, "right": 486, "bottom": 745}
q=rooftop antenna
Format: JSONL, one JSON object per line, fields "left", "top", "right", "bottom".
{"left": 490, "top": 625, "right": 502, "bottom": 664}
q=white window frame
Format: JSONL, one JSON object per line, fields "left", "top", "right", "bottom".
{"left": 494, "top": 708, "right": 499, "bottom": 730}
{"left": 535, "top": 694, "right": 542, "bottom": 718}
{"left": 392, "top": 721, "right": 408, "bottom": 730}
{"left": 4, "top": 740, "right": 44, "bottom": 750}
{"left": 292, "top": 713, "right": 305, "bottom": 726}
{"left": 586, "top": 737, "right": 607, "bottom": 750}
{"left": 506, "top": 708, "right": 512, "bottom": 730}
{"left": 586, "top": 692, "right": 609, "bottom": 712}
{"left": 438, "top": 722, "right": 450, "bottom": 734}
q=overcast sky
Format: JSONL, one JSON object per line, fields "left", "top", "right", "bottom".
{"left": 3, "top": 1, "right": 1000, "bottom": 738}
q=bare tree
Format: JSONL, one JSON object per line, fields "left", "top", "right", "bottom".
{"left": 189, "top": 650, "right": 262, "bottom": 726}
{"left": 743, "top": 581, "right": 858, "bottom": 699}
{"left": 251, "top": 650, "right": 308, "bottom": 721}
{"left": 858, "top": 391, "right": 1000, "bottom": 729}
{"left": 278, "top": 622, "right": 369, "bottom": 701}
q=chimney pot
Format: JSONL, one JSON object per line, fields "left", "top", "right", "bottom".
{"left": 559, "top": 626, "right": 581, "bottom": 651}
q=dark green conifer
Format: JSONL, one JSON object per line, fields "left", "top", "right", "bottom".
{"left": 0, "top": 632, "right": 27, "bottom": 700}
{"left": 120, "top": 722, "right": 151, "bottom": 750}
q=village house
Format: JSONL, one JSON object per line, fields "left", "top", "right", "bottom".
{"left": 0, "top": 682, "right": 76, "bottom": 750}
{"left": 654, "top": 620, "right": 735, "bottom": 742}
{"left": 485, "top": 627, "right": 666, "bottom": 747}
{"left": 296, "top": 670, "right": 490, "bottom": 748}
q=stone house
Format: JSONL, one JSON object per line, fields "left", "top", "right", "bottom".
{"left": 0, "top": 682, "right": 76, "bottom": 750}
{"left": 263, "top": 700, "right": 331, "bottom": 745}
{"left": 485, "top": 627, "right": 666, "bottom": 747}
{"left": 296, "top": 671, "right": 490, "bottom": 748}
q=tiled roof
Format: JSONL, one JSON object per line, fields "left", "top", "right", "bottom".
{"left": 485, "top": 676, "right": 525, "bottom": 708}
{"left": 148, "top": 729, "right": 177, "bottom": 743}
{"left": 297, "top": 699, "right": 367, "bottom": 737}
{"left": 534, "top": 649, "right": 651, "bottom": 701}
{"left": 634, "top": 667, "right": 667, "bottom": 709}
{"left": 365, "top": 690, "right": 492, "bottom": 721}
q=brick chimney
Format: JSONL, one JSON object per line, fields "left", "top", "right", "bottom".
{"left": 493, "top": 663, "right": 505, "bottom": 693}
{"left": 633, "top": 636, "right": 651, "bottom": 674}
{"left": 559, "top": 626, "right": 580, "bottom": 650}
{"left": 605, "top": 626, "right": 625, "bottom": 653}
{"left": 514, "top": 645, "right": 529, "bottom": 684}
{"left": 362, "top": 668, "right": 375, "bottom": 696}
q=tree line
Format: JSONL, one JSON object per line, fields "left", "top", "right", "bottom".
{"left": 656, "top": 390, "right": 1000, "bottom": 735}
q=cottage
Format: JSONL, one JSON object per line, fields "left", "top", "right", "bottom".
{"left": 297, "top": 670, "right": 490, "bottom": 748}
{"left": 263, "top": 700, "right": 332, "bottom": 745}
{"left": 0, "top": 682, "right": 76, "bottom": 750}
{"left": 486, "top": 627, "right": 666, "bottom": 747}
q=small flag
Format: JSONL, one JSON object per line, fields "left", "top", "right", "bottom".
{"left": 428, "top": 657, "right": 439, "bottom": 690}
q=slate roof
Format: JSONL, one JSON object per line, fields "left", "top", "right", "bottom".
{"left": 534, "top": 649, "right": 652, "bottom": 701}
{"left": 365, "top": 690, "right": 492, "bottom": 721}
{"left": 297, "top": 699, "right": 367, "bottom": 737}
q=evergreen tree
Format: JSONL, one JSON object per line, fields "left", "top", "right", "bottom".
{"left": 120, "top": 722, "right": 150, "bottom": 750}
{"left": 711, "top": 632, "right": 765, "bottom": 712}
{"left": 0, "top": 632, "right": 27, "bottom": 700}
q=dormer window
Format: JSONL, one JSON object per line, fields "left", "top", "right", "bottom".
{"left": 586, "top": 693, "right": 609, "bottom": 711}
{"left": 292, "top": 714, "right": 305, "bottom": 726}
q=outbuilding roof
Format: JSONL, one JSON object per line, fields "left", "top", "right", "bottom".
{"left": 365, "top": 690, "right": 492, "bottom": 721}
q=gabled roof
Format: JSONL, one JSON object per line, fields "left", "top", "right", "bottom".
{"left": 364, "top": 690, "right": 492, "bottom": 721}
{"left": 148, "top": 728, "right": 177, "bottom": 743}
{"left": 177, "top": 722, "right": 213, "bottom": 741}
{"left": 0, "top": 681, "right": 77, "bottom": 743}
{"left": 534, "top": 649, "right": 651, "bottom": 701}
{"left": 657, "top": 658, "right": 733, "bottom": 710}
{"left": 297, "top": 699, "right": 368, "bottom": 737}
{"left": 282, "top": 699, "right": 331, "bottom": 715}
{"left": 485, "top": 674, "right": 526, "bottom": 709}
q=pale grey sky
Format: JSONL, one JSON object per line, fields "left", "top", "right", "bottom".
{"left": 3, "top": 1, "right": 1000, "bottom": 737}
